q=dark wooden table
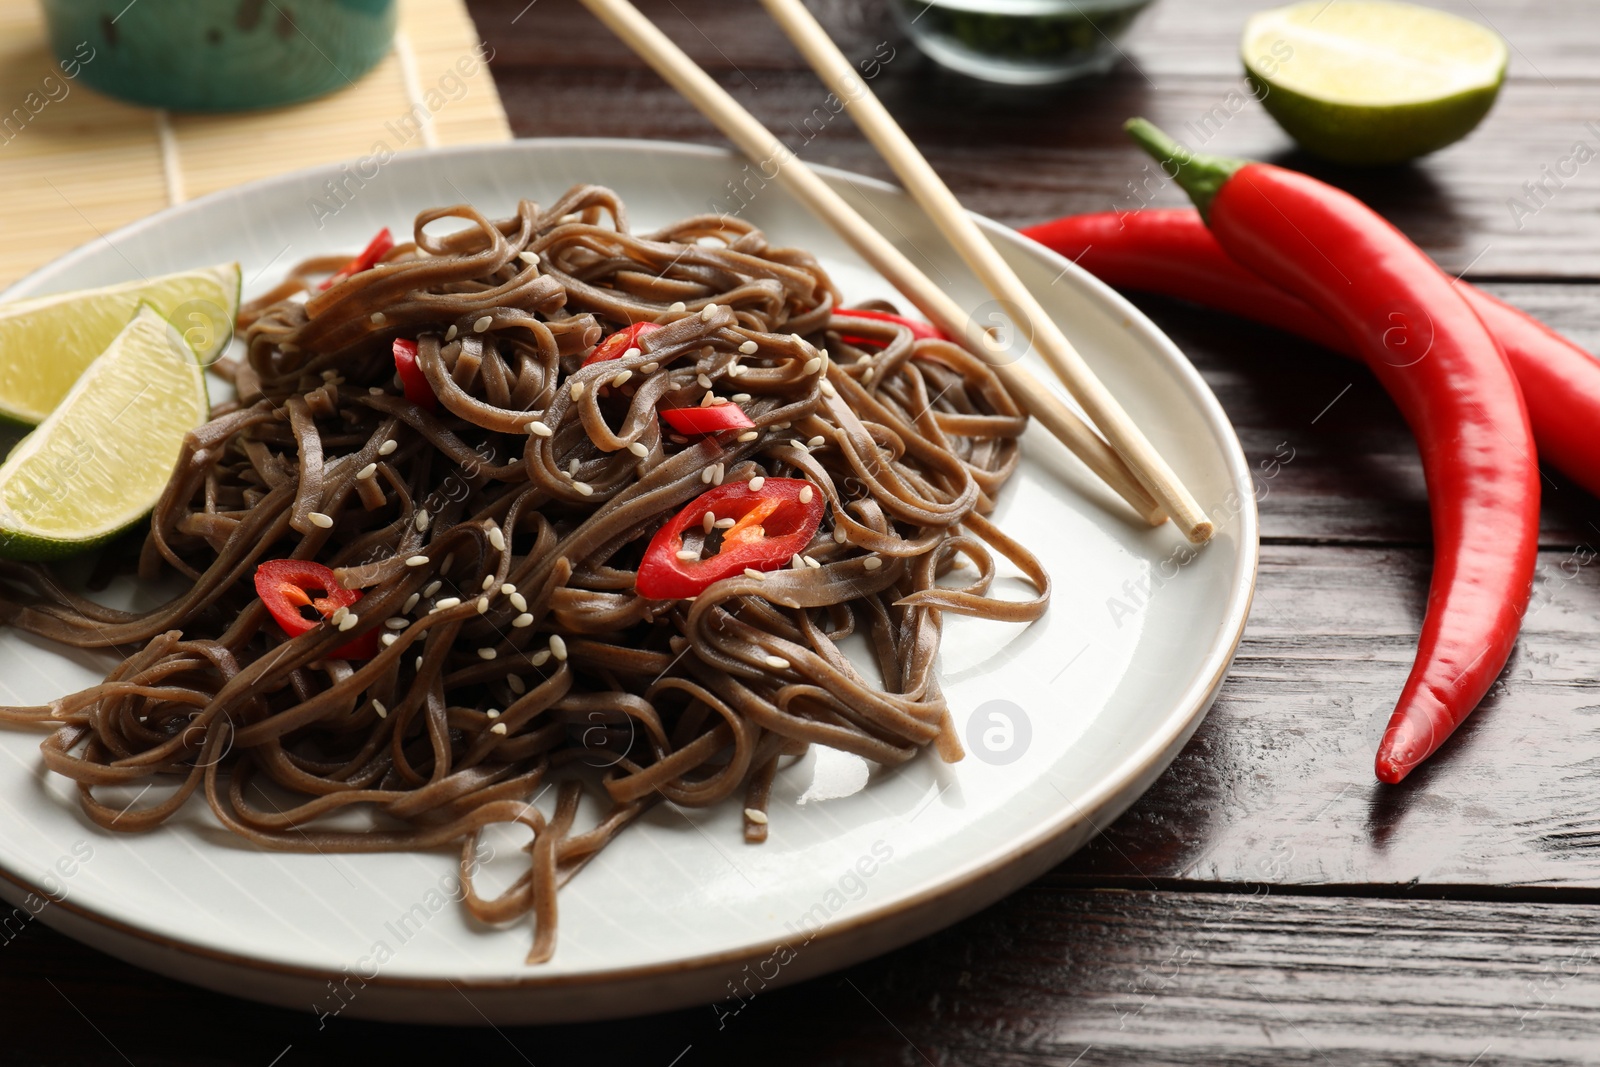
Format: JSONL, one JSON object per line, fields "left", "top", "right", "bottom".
{"left": 10, "top": 1, "right": 1600, "bottom": 1062}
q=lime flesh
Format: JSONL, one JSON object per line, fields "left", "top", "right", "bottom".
{"left": 1242, "top": 0, "right": 1508, "bottom": 165}
{"left": 0, "top": 263, "right": 238, "bottom": 426}
{"left": 0, "top": 305, "right": 209, "bottom": 561}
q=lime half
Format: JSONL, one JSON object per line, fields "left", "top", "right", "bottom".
{"left": 0, "top": 263, "right": 238, "bottom": 426}
{"left": 0, "top": 305, "right": 209, "bottom": 561}
{"left": 1243, "top": 0, "right": 1508, "bottom": 165}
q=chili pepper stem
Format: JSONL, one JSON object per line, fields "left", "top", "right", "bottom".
{"left": 1122, "top": 118, "right": 1244, "bottom": 221}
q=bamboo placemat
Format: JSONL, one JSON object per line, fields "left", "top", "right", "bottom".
{"left": 0, "top": 0, "right": 511, "bottom": 289}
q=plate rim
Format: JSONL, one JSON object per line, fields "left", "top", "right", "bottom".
{"left": 0, "top": 136, "right": 1259, "bottom": 993}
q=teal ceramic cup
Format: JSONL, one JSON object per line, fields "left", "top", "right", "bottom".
{"left": 40, "top": 0, "right": 397, "bottom": 112}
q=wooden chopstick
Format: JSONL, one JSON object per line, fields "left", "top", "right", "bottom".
{"left": 759, "top": 0, "right": 1213, "bottom": 544}
{"left": 576, "top": 0, "right": 1166, "bottom": 527}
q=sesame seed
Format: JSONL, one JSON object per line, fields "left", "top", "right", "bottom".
{"left": 669, "top": 301, "right": 687, "bottom": 313}
{"left": 561, "top": 212, "right": 581, "bottom": 223}
{"left": 568, "top": 457, "right": 580, "bottom": 476}
{"left": 423, "top": 580, "right": 442, "bottom": 597}
{"left": 821, "top": 381, "right": 838, "bottom": 398}
{"left": 641, "top": 361, "right": 659, "bottom": 374}
{"left": 501, "top": 583, "right": 517, "bottom": 596}
{"left": 513, "top": 613, "right": 534, "bottom": 628}
{"left": 370, "top": 312, "right": 386, "bottom": 325}
{"left": 357, "top": 462, "right": 377, "bottom": 480}
{"left": 368, "top": 386, "right": 385, "bottom": 396}
{"left": 521, "top": 420, "right": 549, "bottom": 440}
{"left": 764, "top": 655, "right": 790, "bottom": 669}
{"left": 481, "top": 574, "right": 495, "bottom": 591}
{"left": 490, "top": 723, "right": 508, "bottom": 736}
{"left": 699, "top": 392, "right": 718, "bottom": 408}
{"left": 804, "top": 556, "right": 821, "bottom": 569}
{"left": 701, "top": 467, "right": 714, "bottom": 484}
{"left": 406, "top": 555, "right": 430, "bottom": 567}
{"left": 403, "top": 593, "right": 420, "bottom": 613}
{"left": 863, "top": 556, "right": 883, "bottom": 571}
{"left": 487, "top": 708, "right": 500, "bottom": 719}
{"left": 382, "top": 633, "right": 398, "bottom": 647}
{"left": 712, "top": 463, "right": 725, "bottom": 485}
{"left": 385, "top": 617, "right": 408, "bottom": 630}
{"left": 549, "top": 634, "right": 568, "bottom": 661}
{"left": 573, "top": 481, "right": 594, "bottom": 496}
{"left": 378, "top": 439, "right": 397, "bottom": 456}
{"left": 507, "top": 674, "right": 526, "bottom": 694}
{"left": 737, "top": 431, "right": 758, "bottom": 442}
{"left": 715, "top": 517, "right": 736, "bottom": 528}
{"left": 676, "top": 549, "right": 699, "bottom": 561}
{"left": 803, "top": 357, "right": 822, "bottom": 375}
{"left": 530, "top": 650, "right": 551, "bottom": 667}
{"left": 700, "top": 303, "right": 719, "bottom": 322}
{"left": 745, "top": 808, "right": 769, "bottom": 825}
{"left": 834, "top": 526, "right": 847, "bottom": 543}
{"left": 338, "top": 613, "right": 359, "bottom": 632}
{"left": 739, "top": 340, "right": 759, "bottom": 355}
{"left": 415, "top": 510, "right": 431, "bottom": 531}
{"left": 774, "top": 422, "right": 790, "bottom": 430}
{"left": 791, "top": 555, "right": 806, "bottom": 570}
{"left": 445, "top": 324, "right": 459, "bottom": 341}
{"left": 416, "top": 656, "right": 425, "bottom": 670}
{"left": 308, "top": 512, "right": 334, "bottom": 529}
{"left": 435, "top": 596, "right": 461, "bottom": 610}
{"left": 807, "top": 435, "right": 825, "bottom": 448}
{"left": 799, "top": 485, "right": 813, "bottom": 503}
{"left": 790, "top": 334, "right": 803, "bottom": 345}
{"left": 519, "top": 250, "right": 540, "bottom": 265}
{"left": 703, "top": 511, "right": 715, "bottom": 534}
{"left": 570, "top": 380, "right": 585, "bottom": 401}
{"left": 748, "top": 476, "right": 765, "bottom": 491}
{"left": 477, "top": 596, "right": 490, "bottom": 614}
{"left": 862, "top": 367, "right": 875, "bottom": 383}
{"left": 731, "top": 393, "right": 751, "bottom": 403}
{"left": 744, "top": 568, "right": 766, "bottom": 581}
{"left": 330, "top": 606, "right": 349, "bottom": 625}
{"left": 509, "top": 591, "right": 528, "bottom": 612}
{"left": 372, "top": 700, "right": 387, "bottom": 718}
{"left": 790, "top": 439, "right": 808, "bottom": 450}
{"left": 473, "top": 316, "right": 493, "bottom": 333}
{"left": 697, "top": 373, "right": 713, "bottom": 389}
{"left": 611, "top": 369, "right": 633, "bottom": 388}
{"left": 628, "top": 441, "right": 649, "bottom": 458}
{"left": 709, "top": 396, "right": 728, "bottom": 407}
{"left": 478, "top": 647, "right": 497, "bottom": 660}
{"left": 728, "top": 364, "right": 746, "bottom": 377}
{"left": 488, "top": 527, "right": 506, "bottom": 552}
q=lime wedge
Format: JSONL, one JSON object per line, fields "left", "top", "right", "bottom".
{"left": 0, "top": 305, "right": 209, "bottom": 560}
{"left": 1242, "top": 0, "right": 1508, "bottom": 165}
{"left": 0, "top": 263, "right": 238, "bottom": 426}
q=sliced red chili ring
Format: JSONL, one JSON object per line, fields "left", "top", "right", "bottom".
{"left": 660, "top": 404, "right": 755, "bottom": 436}
{"left": 583, "top": 321, "right": 662, "bottom": 366}
{"left": 636, "top": 477, "right": 825, "bottom": 599}
{"left": 832, "top": 308, "right": 947, "bottom": 349}
{"left": 392, "top": 338, "right": 437, "bottom": 411}
{"left": 319, "top": 227, "right": 395, "bottom": 291}
{"left": 253, "top": 559, "right": 378, "bottom": 659}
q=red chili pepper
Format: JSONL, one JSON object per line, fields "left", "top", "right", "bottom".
{"left": 1125, "top": 119, "right": 1540, "bottom": 785}
{"left": 636, "top": 477, "right": 824, "bottom": 599}
{"left": 583, "top": 321, "right": 662, "bottom": 366}
{"left": 1023, "top": 208, "right": 1600, "bottom": 501}
{"left": 832, "top": 308, "right": 947, "bottom": 349}
{"left": 660, "top": 404, "right": 755, "bottom": 436}
{"left": 392, "top": 338, "right": 436, "bottom": 411}
{"left": 319, "top": 227, "right": 395, "bottom": 291}
{"left": 253, "top": 559, "right": 378, "bottom": 659}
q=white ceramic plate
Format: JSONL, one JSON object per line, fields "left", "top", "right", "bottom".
{"left": 0, "top": 140, "right": 1255, "bottom": 1025}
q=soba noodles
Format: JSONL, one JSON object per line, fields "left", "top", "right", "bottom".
{"left": 0, "top": 185, "right": 1048, "bottom": 961}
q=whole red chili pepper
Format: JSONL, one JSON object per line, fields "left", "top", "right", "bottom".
{"left": 1125, "top": 119, "right": 1540, "bottom": 784}
{"left": 1023, "top": 208, "right": 1600, "bottom": 500}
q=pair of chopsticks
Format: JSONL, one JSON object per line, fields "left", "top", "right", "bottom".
{"left": 577, "top": 0, "right": 1212, "bottom": 544}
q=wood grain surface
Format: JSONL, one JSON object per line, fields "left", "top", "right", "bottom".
{"left": 8, "top": 0, "right": 1600, "bottom": 1063}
